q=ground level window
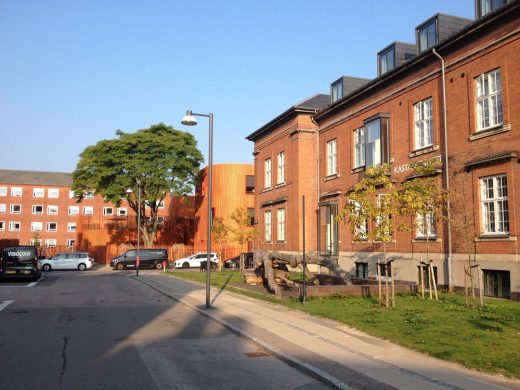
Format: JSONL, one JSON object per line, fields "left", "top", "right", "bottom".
{"left": 355, "top": 262, "right": 368, "bottom": 279}
{"left": 483, "top": 270, "right": 510, "bottom": 299}
{"left": 378, "top": 262, "right": 392, "bottom": 279}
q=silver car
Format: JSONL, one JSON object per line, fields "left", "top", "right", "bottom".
{"left": 41, "top": 252, "right": 94, "bottom": 272}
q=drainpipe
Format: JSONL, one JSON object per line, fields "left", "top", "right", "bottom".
{"left": 312, "top": 113, "right": 320, "bottom": 260}
{"left": 432, "top": 48, "right": 453, "bottom": 290}
{"left": 311, "top": 113, "right": 320, "bottom": 207}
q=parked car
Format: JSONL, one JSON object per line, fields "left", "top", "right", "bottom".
{"left": 223, "top": 252, "right": 254, "bottom": 269}
{"left": 0, "top": 246, "right": 41, "bottom": 281}
{"left": 41, "top": 252, "right": 94, "bottom": 272}
{"left": 173, "top": 252, "right": 218, "bottom": 269}
{"left": 110, "top": 248, "right": 168, "bottom": 270}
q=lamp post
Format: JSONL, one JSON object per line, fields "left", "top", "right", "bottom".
{"left": 182, "top": 110, "right": 213, "bottom": 309}
{"left": 126, "top": 184, "right": 141, "bottom": 276}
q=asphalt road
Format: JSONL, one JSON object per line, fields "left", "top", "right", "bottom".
{"left": 0, "top": 269, "right": 329, "bottom": 390}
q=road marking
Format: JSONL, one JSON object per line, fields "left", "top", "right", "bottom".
{"left": 0, "top": 300, "right": 14, "bottom": 312}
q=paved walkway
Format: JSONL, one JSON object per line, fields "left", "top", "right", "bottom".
{"left": 134, "top": 272, "right": 519, "bottom": 390}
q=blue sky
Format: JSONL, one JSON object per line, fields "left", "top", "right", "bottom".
{"left": 0, "top": 0, "right": 474, "bottom": 173}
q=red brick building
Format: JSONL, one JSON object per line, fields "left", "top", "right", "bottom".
{"left": 248, "top": 1, "right": 520, "bottom": 299}
{"left": 246, "top": 94, "right": 330, "bottom": 254}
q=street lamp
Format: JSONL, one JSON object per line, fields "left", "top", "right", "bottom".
{"left": 126, "top": 185, "right": 141, "bottom": 276}
{"left": 182, "top": 110, "right": 213, "bottom": 309}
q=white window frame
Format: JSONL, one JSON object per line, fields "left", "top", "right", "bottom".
{"left": 0, "top": 187, "right": 6, "bottom": 196}
{"left": 416, "top": 212, "right": 436, "bottom": 239}
{"left": 69, "top": 190, "right": 75, "bottom": 199}
{"left": 83, "top": 206, "right": 94, "bottom": 215}
{"left": 103, "top": 207, "right": 114, "bottom": 216}
{"left": 480, "top": 174, "right": 509, "bottom": 235}
{"left": 48, "top": 188, "right": 60, "bottom": 198}
{"left": 31, "top": 222, "right": 43, "bottom": 232}
{"left": 11, "top": 187, "right": 22, "bottom": 197}
{"left": 158, "top": 200, "right": 165, "bottom": 209}
{"left": 264, "top": 158, "right": 272, "bottom": 189}
{"left": 0, "top": 204, "right": 5, "bottom": 213}
{"left": 353, "top": 128, "right": 365, "bottom": 168}
{"left": 277, "top": 208, "right": 285, "bottom": 242}
{"left": 33, "top": 188, "right": 45, "bottom": 198}
{"left": 67, "top": 239, "right": 76, "bottom": 248}
{"left": 326, "top": 139, "right": 337, "bottom": 176}
{"left": 84, "top": 191, "right": 94, "bottom": 199}
{"left": 0, "top": 221, "right": 4, "bottom": 231}
{"left": 45, "top": 239, "right": 57, "bottom": 248}
{"left": 47, "top": 205, "right": 59, "bottom": 215}
{"left": 117, "top": 207, "right": 127, "bottom": 216}
{"left": 10, "top": 204, "right": 21, "bottom": 214}
{"left": 349, "top": 200, "right": 368, "bottom": 240}
{"left": 476, "top": 69, "right": 503, "bottom": 131}
{"left": 68, "top": 206, "right": 79, "bottom": 215}
{"left": 67, "top": 222, "right": 77, "bottom": 232}
{"left": 264, "top": 211, "right": 272, "bottom": 242}
{"left": 365, "top": 119, "right": 382, "bottom": 168}
{"left": 9, "top": 221, "right": 20, "bottom": 231}
{"left": 414, "top": 98, "right": 433, "bottom": 150}
{"left": 32, "top": 205, "right": 44, "bottom": 214}
{"left": 46, "top": 222, "right": 58, "bottom": 232}
{"left": 277, "top": 152, "right": 285, "bottom": 185}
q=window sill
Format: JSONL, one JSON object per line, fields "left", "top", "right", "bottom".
{"left": 275, "top": 183, "right": 286, "bottom": 189}
{"left": 324, "top": 173, "right": 340, "bottom": 181}
{"left": 262, "top": 187, "right": 272, "bottom": 193}
{"left": 276, "top": 240, "right": 286, "bottom": 244}
{"left": 474, "top": 235, "right": 515, "bottom": 242}
{"left": 412, "top": 237, "right": 441, "bottom": 243}
{"left": 408, "top": 144, "right": 440, "bottom": 158}
{"left": 352, "top": 239, "right": 368, "bottom": 244}
{"left": 350, "top": 166, "right": 365, "bottom": 174}
{"left": 469, "top": 124, "right": 510, "bottom": 141}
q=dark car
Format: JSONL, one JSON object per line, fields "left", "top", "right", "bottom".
{"left": 0, "top": 246, "right": 41, "bottom": 281}
{"left": 110, "top": 249, "right": 168, "bottom": 270}
{"left": 223, "top": 252, "right": 254, "bottom": 269}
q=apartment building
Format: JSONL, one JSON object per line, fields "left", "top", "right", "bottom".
{"left": 246, "top": 94, "right": 330, "bottom": 254}
{"left": 248, "top": 0, "right": 519, "bottom": 299}
{"left": 0, "top": 169, "right": 182, "bottom": 252}
{"left": 0, "top": 165, "right": 256, "bottom": 262}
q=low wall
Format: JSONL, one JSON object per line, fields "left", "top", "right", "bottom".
{"left": 297, "top": 283, "right": 418, "bottom": 299}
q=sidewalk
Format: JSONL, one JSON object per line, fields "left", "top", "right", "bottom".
{"left": 135, "top": 273, "right": 520, "bottom": 390}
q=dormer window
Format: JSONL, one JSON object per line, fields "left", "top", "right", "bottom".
{"left": 418, "top": 19, "right": 437, "bottom": 52}
{"left": 331, "top": 80, "right": 343, "bottom": 103}
{"left": 379, "top": 47, "right": 395, "bottom": 75}
{"left": 476, "top": 0, "right": 507, "bottom": 18}
{"left": 416, "top": 14, "right": 472, "bottom": 54}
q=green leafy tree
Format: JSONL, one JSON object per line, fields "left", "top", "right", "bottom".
{"left": 212, "top": 217, "right": 230, "bottom": 271}
{"left": 398, "top": 158, "right": 448, "bottom": 301}
{"left": 72, "top": 123, "right": 204, "bottom": 247}
{"left": 339, "top": 164, "right": 399, "bottom": 306}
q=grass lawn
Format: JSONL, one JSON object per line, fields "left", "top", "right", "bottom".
{"left": 165, "top": 269, "right": 520, "bottom": 379}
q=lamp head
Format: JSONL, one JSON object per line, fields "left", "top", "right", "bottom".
{"left": 181, "top": 110, "right": 197, "bottom": 126}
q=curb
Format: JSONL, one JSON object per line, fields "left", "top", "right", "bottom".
{"left": 133, "top": 274, "right": 354, "bottom": 390}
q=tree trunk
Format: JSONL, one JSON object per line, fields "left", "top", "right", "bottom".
{"left": 254, "top": 251, "right": 352, "bottom": 296}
